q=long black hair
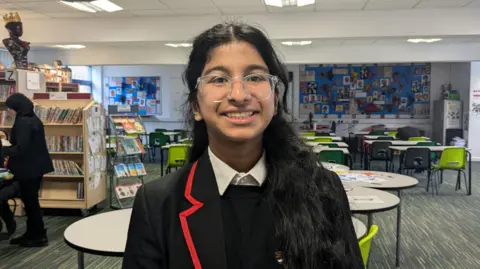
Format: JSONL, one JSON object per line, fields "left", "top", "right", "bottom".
{"left": 183, "top": 23, "right": 353, "bottom": 268}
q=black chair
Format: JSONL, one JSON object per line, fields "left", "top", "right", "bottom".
{"left": 400, "top": 148, "right": 435, "bottom": 194}
{"left": 368, "top": 141, "right": 393, "bottom": 171}
{"left": 378, "top": 136, "right": 394, "bottom": 141}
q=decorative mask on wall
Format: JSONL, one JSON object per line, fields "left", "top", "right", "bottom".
{"left": 3, "top": 12, "right": 30, "bottom": 70}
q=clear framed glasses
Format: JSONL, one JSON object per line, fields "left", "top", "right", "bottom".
{"left": 196, "top": 73, "right": 279, "bottom": 102}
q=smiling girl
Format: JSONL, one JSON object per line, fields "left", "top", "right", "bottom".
{"left": 123, "top": 23, "right": 363, "bottom": 269}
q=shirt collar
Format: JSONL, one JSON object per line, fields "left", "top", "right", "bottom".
{"left": 208, "top": 147, "right": 267, "bottom": 196}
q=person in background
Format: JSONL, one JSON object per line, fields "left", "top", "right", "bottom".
{"left": 4, "top": 93, "right": 53, "bottom": 247}
{"left": 123, "top": 23, "right": 362, "bottom": 268}
{"left": 0, "top": 140, "right": 18, "bottom": 237}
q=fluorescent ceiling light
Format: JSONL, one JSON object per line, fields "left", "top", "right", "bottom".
{"left": 54, "top": 45, "right": 86, "bottom": 49}
{"left": 281, "top": 41, "right": 312, "bottom": 46}
{"left": 59, "top": 0, "right": 123, "bottom": 13}
{"left": 265, "top": 0, "right": 315, "bottom": 7}
{"left": 407, "top": 38, "right": 442, "bottom": 43}
{"left": 165, "top": 43, "right": 193, "bottom": 48}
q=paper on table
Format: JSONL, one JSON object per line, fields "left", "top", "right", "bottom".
{"left": 348, "top": 196, "right": 384, "bottom": 204}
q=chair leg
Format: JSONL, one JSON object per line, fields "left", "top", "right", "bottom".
{"left": 455, "top": 170, "right": 461, "bottom": 191}
{"left": 426, "top": 170, "right": 431, "bottom": 192}
{"left": 461, "top": 170, "right": 468, "bottom": 195}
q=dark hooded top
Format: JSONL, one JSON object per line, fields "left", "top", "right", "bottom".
{"left": 4, "top": 93, "right": 53, "bottom": 179}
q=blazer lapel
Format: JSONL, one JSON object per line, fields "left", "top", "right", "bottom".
{"left": 179, "top": 152, "right": 227, "bottom": 269}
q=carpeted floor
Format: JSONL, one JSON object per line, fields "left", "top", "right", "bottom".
{"left": 1, "top": 157, "right": 480, "bottom": 269}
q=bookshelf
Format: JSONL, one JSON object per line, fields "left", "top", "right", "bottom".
{"left": 32, "top": 93, "right": 107, "bottom": 214}
{"left": 107, "top": 104, "right": 147, "bottom": 209}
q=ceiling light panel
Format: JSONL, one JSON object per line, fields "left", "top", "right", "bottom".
{"left": 59, "top": 0, "right": 123, "bottom": 13}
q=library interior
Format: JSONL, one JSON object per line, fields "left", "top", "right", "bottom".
{"left": 0, "top": 0, "right": 480, "bottom": 269}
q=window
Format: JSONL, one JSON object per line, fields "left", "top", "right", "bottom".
{"left": 70, "top": 66, "right": 92, "bottom": 93}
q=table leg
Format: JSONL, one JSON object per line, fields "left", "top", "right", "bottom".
{"left": 468, "top": 151, "right": 472, "bottom": 196}
{"left": 366, "top": 213, "right": 373, "bottom": 269}
{"left": 78, "top": 251, "right": 85, "bottom": 269}
{"left": 396, "top": 190, "right": 402, "bottom": 267}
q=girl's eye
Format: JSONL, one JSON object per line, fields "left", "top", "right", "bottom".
{"left": 208, "top": 76, "right": 229, "bottom": 84}
{"left": 246, "top": 74, "right": 268, "bottom": 83}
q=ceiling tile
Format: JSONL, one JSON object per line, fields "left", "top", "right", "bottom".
{"left": 463, "top": 0, "right": 480, "bottom": 8}
{"left": 212, "top": 0, "right": 265, "bottom": 7}
{"left": 15, "top": 1, "right": 78, "bottom": 13}
{"left": 159, "top": 0, "right": 216, "bottom": 9}
{"left": 415, "top": 0, "right": 472, "bottom": 9}
{"left": 267, "top": 5, "right": 315, "bottom": 13}
{"left": 174, "top": 7, "right": 221, "bottom": 15}
{"left": 43, "top": 12, "right": 95, "bottom": 19}
{"left": 316, "top": 0, "right": 367, "bottom": 11}
{"left": 130, "top": 9, "right": 177, "bottom": 16}
{"left": 16, "top": 10, "right": 52, "bottom": 19}
{"left": 111, "top": 0, "right": 170, "bottom": 10}
{"left": 220, "top": 6, "right": 267, "bottom": 14}
{"left": 365, "top": 0, "right": 419, "bottom": 10}
{"left": 92, "top": 10, "right": 135, "bottom": 18}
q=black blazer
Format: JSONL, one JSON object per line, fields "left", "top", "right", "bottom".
{"left": 123, "top": 152, "right": 363, "bottom": 269}
{"left": 6, "top": 115, "right": 54, "bottom": 179}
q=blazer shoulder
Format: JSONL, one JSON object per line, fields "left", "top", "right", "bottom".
{"left": 315, "top": 165, "right": 343, "bottom": 190}
{"left": 141, "top": 163, "right": 192, "bottom": 203}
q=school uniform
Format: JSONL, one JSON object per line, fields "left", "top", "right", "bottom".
{"left": 123, "top": 148, "right": 362, "bottom": 269}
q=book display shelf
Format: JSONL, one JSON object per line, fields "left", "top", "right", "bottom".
{"left": 32, "top": 93, "right": 107, "bottom": 215}
{"left": 107, "top": 104, "right": 148, "bottom": 209}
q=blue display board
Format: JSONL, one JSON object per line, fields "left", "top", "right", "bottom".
{"left": 106, "top": 76, "right": 161, "bottom": 115}
{"left": 299, "top": 63, "right": 431, "bottom": 119}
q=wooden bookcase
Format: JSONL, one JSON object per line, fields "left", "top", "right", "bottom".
{"left": 31, "top": 93, "right": 107, "bottom": 212}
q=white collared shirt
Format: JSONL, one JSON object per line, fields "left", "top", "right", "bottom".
{"left": 208, "top": 147, "right": 267, "bottom": 196}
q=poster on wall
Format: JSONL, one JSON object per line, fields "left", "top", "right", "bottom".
{"left": 104, "top": 76, "right": 161, "bottom": 115}
{"left": 298, "top": 63, "right": 431, "bottom": 119}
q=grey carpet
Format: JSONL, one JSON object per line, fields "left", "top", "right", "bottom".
{"left": 1, "top": 158, "right": 480, "bottom": 269}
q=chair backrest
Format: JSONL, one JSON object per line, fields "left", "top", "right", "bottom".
{"left": 300, "top": 132, "right": 315, "bottom": 137}
{"left": 387, "top": 131, "right": 397, "bottom": 137}
{"left": 168, "top": 145, "right": 190, "bottom": 167}
{"left": 438, "top": 147, "right": 466, "bottom": 170}
{"left": 318, "top": 150, "right": 345, "bottom": 164}
{"left": 149, "top": 132, "right": 168, "bottom": 147}
{"left": 315, "top": 132, "right": 331, "bottom": 136}
{"left": 370, "top": 142, "right": 391, "bottom": 159}
{"left": 408, "top": 137, "right": 427, "bottom": 141}
{"left": 377, "top": 136, "right": 394, "bottom": 141}
{"left": 326, "top": 144, "right": 339, "bottom": 148}
{"left": 369, "top": 130, "right": 385, "bottom": 135}
{"left": 314, "top": 137, "right": 333, "bottom": 143}
{"left": 403, "top": 148, "right": 431, "bottom": 170}
{"left": 416, "top": 141, "right": 436, "bottom": 146}
{"left": 155, "top": 128, "right": 168, "bottom": 133}
{"left": 359, "top": 225, "right": 379, "bottom": 267}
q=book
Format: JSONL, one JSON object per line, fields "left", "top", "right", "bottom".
{"left": 48, "top": 160, "right": 83, "bottom": 176}
{"left": 120, "top": 138, "right": 143, "bottom": 155}
{"left": 46, "top": 136, "right": 83, "bottom": 152}
{"left": 135, "top": 163, "right": 147, "bottom": 176}
{"left": 128, "top": 163, "right": 138, "bottom": 176}
{"left": 114, "top": 164, "right": 128, "bottom": 177}
{"left": 34, "top": 105, "right": 83, "bottom": 124}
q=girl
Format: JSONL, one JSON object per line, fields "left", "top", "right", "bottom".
{"left": 123, "top": 23, "right": 363, "bottom": 269}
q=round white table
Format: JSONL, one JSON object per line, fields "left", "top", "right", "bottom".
{"left": 64, "top": 209, "right": 132, "bottom": 269}
{"left": 321, "top": 162, "right": 350, "bottom": 172}
{"left": 342, "top": 171, "right": 418, "bottom": 268}
{"left": 352, "top": 217, "right": 367, "bottom": 239}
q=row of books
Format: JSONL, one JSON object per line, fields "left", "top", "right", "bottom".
{"left": 48, "top": 160, "right": 83, "bottom": 176}
{"left": 0, "top": 111, "right": 13, "bottom": 126}
{"left": 76, "top": 182, "right": 84, "bottom": 199}
{"left": 111, "top": 116, "right": 146, "bottom": 134}
{"left": 114, "top": 163, "right": 147, "bottom": 178}
{"left": 34, "top": 105, "right": 83, "bottom": 124}
{"left": 116, "top": 138, "right": 145, "bottom": 156}
{"left": 0, "top": 84, "right": 15, "bottom": 101}
{"left": 46, "top": 136, "right": 83, "bottom": 152}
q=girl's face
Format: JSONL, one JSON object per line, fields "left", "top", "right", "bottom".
{"left": 194, "top": 41, "right": 277, "bottom": 142}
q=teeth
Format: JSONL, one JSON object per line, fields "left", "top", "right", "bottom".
{"left": 226, "top": 112, "right": 253, "bottom": 118}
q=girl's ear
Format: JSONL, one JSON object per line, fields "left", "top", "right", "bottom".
{"left": 191, "top": 102, "right": 203, "bottom": 121}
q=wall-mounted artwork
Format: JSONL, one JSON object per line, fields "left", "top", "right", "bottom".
{"left": 105, "top": 76, "right": 161, "bottom": 115}
{"left": 299, "top": 63, "right": 431, "bottom": 119}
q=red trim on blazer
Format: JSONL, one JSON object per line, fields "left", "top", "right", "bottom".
{"left": 179, "top": 161, "right": 203, "bottom": 269}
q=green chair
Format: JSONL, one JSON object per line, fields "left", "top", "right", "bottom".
{"left": 149, "top": 132, "right": 169, "bottom": 164}
{"left": 417, "top": 141, "right": 437, "bottom": 161}
{"left": 359, "top": 225, "right": 379, "bottom": 268}
{"left": 431, "top": 147, "right": 467, "bottom": 195}
{"left": 387, "top": 131, "right": 397, "bottom": 137}
{"left": 369, "top": 131, "right": 385, "bottom": 135}
{"left": 300, "top": 132, "right": 315, "bottom": 137}
{"left": 326, "top": 144, "right": 339, "bottom": 148}
{"left": 314, "top": 137, "right": 333, "bottom": 143}
{"left": 315, "top": 132, "right": 331, "bottom": 136}
{"left": 408, "top": 137, "right": 427, "bottom": 141}
{"left": 166, "top": 145, "right": 190, "bottom": 174}
{"left": 318, "top": 150, "right": 345, "bottom": 164}
{"left": 155, "top": 128, "right": 168, "bottom": 132}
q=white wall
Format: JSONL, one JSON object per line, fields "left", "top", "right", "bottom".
{"left": 469, "top": 62, "right": 480, "bottom": 161}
